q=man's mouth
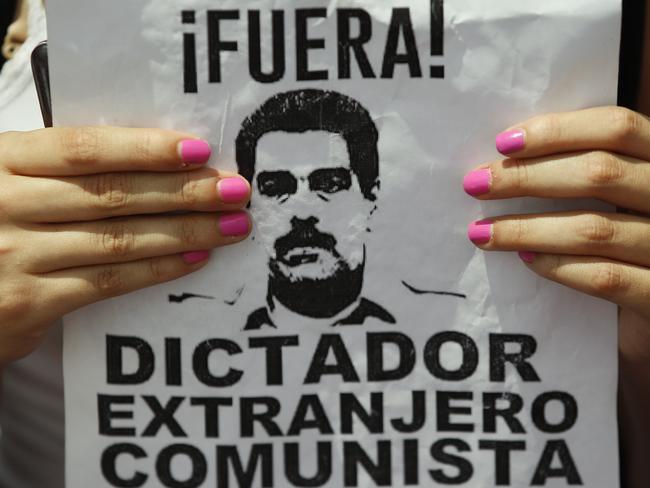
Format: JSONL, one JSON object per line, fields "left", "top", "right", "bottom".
{"left": 282, "top": 247, "right": 329, "bottom": 266}
{"left": 274, "top": 220, "right": 339, "bottom": 263}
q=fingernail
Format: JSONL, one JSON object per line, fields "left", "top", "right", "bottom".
{"left": 217, "top": 177, "right": 249, "bottom": 204}
{"left": 182, "top": 250, "right": 210, "bottom": 264}
{"left": 219, "top": 212, "right": 250, "bottom": 237}
{"left": 496, "top": 129, "right": 525, "bottom": 155}
{"left": 518, "top": 251, "right": 536, "bottom": 263}
{"left": 463, "top": 169, "right": 492, "bottom": 196}
{"left": 178, "top": 139, "right": 212, "bottom": 165}
{"left": 468, "top": 220, "right": 493, "bottom": 244}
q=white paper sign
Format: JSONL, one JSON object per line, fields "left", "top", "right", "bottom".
{"left": 47, "top": 1, "right": 621, "bottom": 486}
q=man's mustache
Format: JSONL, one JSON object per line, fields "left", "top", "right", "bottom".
{"left": 274, "top": 221, "right": 338, "bottom": 260}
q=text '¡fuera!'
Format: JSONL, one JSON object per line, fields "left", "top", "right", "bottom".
{"left": 181, "top": 2, "right": 445, "bottom": 93}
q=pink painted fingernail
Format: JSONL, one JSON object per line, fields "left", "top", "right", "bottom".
{"left": 463, "top": 169, "right": 492, "bottom": 196}
{"left": 178, "top": 139, "right": 212, "bottom": 165}
{"left": 518, "top": 251, "right": 536, "bottom": 263}
{"left": 219, "top": 212, "right": 250, "bottom": 237}
{"left": 468, "top": 220, "right": 493, "bottom": 244}
{"left": 182, "top": 250, "right": 210, "bottom": 264}
{"left": 217, "top": 177, "right": 250, "bottom": 204}
{"left": 496, "top": 129, "right": 525, "bottom": 155}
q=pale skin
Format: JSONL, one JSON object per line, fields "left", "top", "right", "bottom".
{"left": 2, "top": 0, "right": 650, "bottom": 484}
{"left": 0, "top": 127, "right": 252, "bottom": 365}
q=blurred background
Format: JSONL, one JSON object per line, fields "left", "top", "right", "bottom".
{"left": 0, "top": 0, "right": 18, "bottom": 71}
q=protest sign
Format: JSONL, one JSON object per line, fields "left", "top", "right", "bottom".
{"left": 47, "top": 1, "right": 621, "bottom": 486}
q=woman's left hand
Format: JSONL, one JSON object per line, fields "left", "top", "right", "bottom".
{"left": 464, "top": 106, "right": 650, "bottom": 321}
{"left": 463, "top": 105, "right": 650, "bottom": 487}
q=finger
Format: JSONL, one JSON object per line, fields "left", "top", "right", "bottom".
{"left": 494, "top": 107, "right": 650, "bottom": 161}
{"left": 24, "top": 212, "right": 251, "bottom": 273}
{"left": 467, "top": 211, "right": 650, "bottom": 268}
{"left": 518, "top": 253, "right": 650, "bottom": 315}
{"left": 0, "top": 127, "right": 212, "bottom": 176}
{"left": 4, "top": 169, "right": 250, "bottom": 222}
{"left": 38, "top": 252, "right": 212, "bottom": 315}
{"left": 463, "top": 150, "right": 650, "bottom": 213}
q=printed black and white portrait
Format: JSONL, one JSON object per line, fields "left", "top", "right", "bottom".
{"left": 236, "top": 89, "right": 396, "bottom": 329}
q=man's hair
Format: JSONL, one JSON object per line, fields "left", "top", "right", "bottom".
{"left": 235, "top": 89, "right": 379, "bottom": 201}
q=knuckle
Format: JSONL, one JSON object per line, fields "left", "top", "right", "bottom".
{"left": 508, "top": 218, "right": 530, "bottom": 246}
{"left": 577, "top": 214, "right": 616, "bottom": 244}
{"left": 148, "top": 256, "right": 171, "bottom": 283}
{"left": 508, "top": 159, "right": 531, "bottom": 191}
{"left": 607, "top": 107, "right": 642, "bottom": 143}
{"left": 178, "top": 172, "right": 199, "bottom": 206}
{"left": 0, "top": 231, "right": 19, "bottom": 268}
{"left": 0, "top": 238, "right": 12, "bottom": 256}
{"left": 179, "top": 217, "right": 200, "bottom": 246}
{"left": 100, "top": 222, "right": 136, "bottom": 257}
{"left": 86, "top": 173, "right": 131, "bottom": 210}
{"left": 60, "top": 127, "right": 102, "bottom": 165}
{"left": 94, "top": 266, "right": 124, "bottom": 297}
{"left": 0, "top": 191, "right": 14, "bottom": 221}
{"left": 591, "top": 263, "right": 628, "bottom": 296}
{"left": 584, "top": 151, "right": 624, "bottom": 187}
{"left": 132, "top": 130, "right": 157, "bottom": 161}
{"left": 0, "top": 283, "right": 33, "bottom": 321}
{"left": 544, "top": 255, "right": 564, "bottom": 281}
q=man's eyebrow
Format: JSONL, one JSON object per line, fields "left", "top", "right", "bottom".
{"left": 313, "top": 166, "right": 349, "bottom": 171}
{"left": 257, "top": 170, "right": 294, "bottom": 175}
{"left": 308, "top": 167, "right": 352, "bottom": 177}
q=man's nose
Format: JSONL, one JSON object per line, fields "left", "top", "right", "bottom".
{"left": 281, "top": 180, "right": 322, "bottom": 219}
{"left": 287, "top": 196, "right": 322, "bottom": 220}
{"left": 290, "top": 216, "right": 319, "bottom": 229}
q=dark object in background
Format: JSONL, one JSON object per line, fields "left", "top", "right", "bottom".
{"left": 31, "top": 41, "right": 51, "bottom": 127}
{"left": 619, "top": 0, "right": 646, "bottom": 108}
{"left": 0, "top": 0, "right": 18, "bottom": 72}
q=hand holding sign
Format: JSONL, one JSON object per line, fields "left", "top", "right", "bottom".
{"left": 465, "top": 106, "right": 650, "bottom": 319}
{"left": 466, "top": 106, "right": 650, "bottom": 486}
{"left": 0, "top": 126, "right": 251, "bottom": 365}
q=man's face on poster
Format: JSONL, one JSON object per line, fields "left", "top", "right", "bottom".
{"left": 251, "top": 131, "right": 375, "bottom": 284}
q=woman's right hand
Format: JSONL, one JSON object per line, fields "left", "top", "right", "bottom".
{"left": 0, "top": 126, "right": 251, "bottom": 365}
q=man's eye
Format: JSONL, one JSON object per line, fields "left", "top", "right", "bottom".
{"left": 309, "top": 168, "right": 352, "bottom": 194}
{"left": 257, "top": 171, "right": 298, "bottom": 198}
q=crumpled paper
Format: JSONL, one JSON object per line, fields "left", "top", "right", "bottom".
{"left": 48, "top": 1, "right": 621, "bottom": 486}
